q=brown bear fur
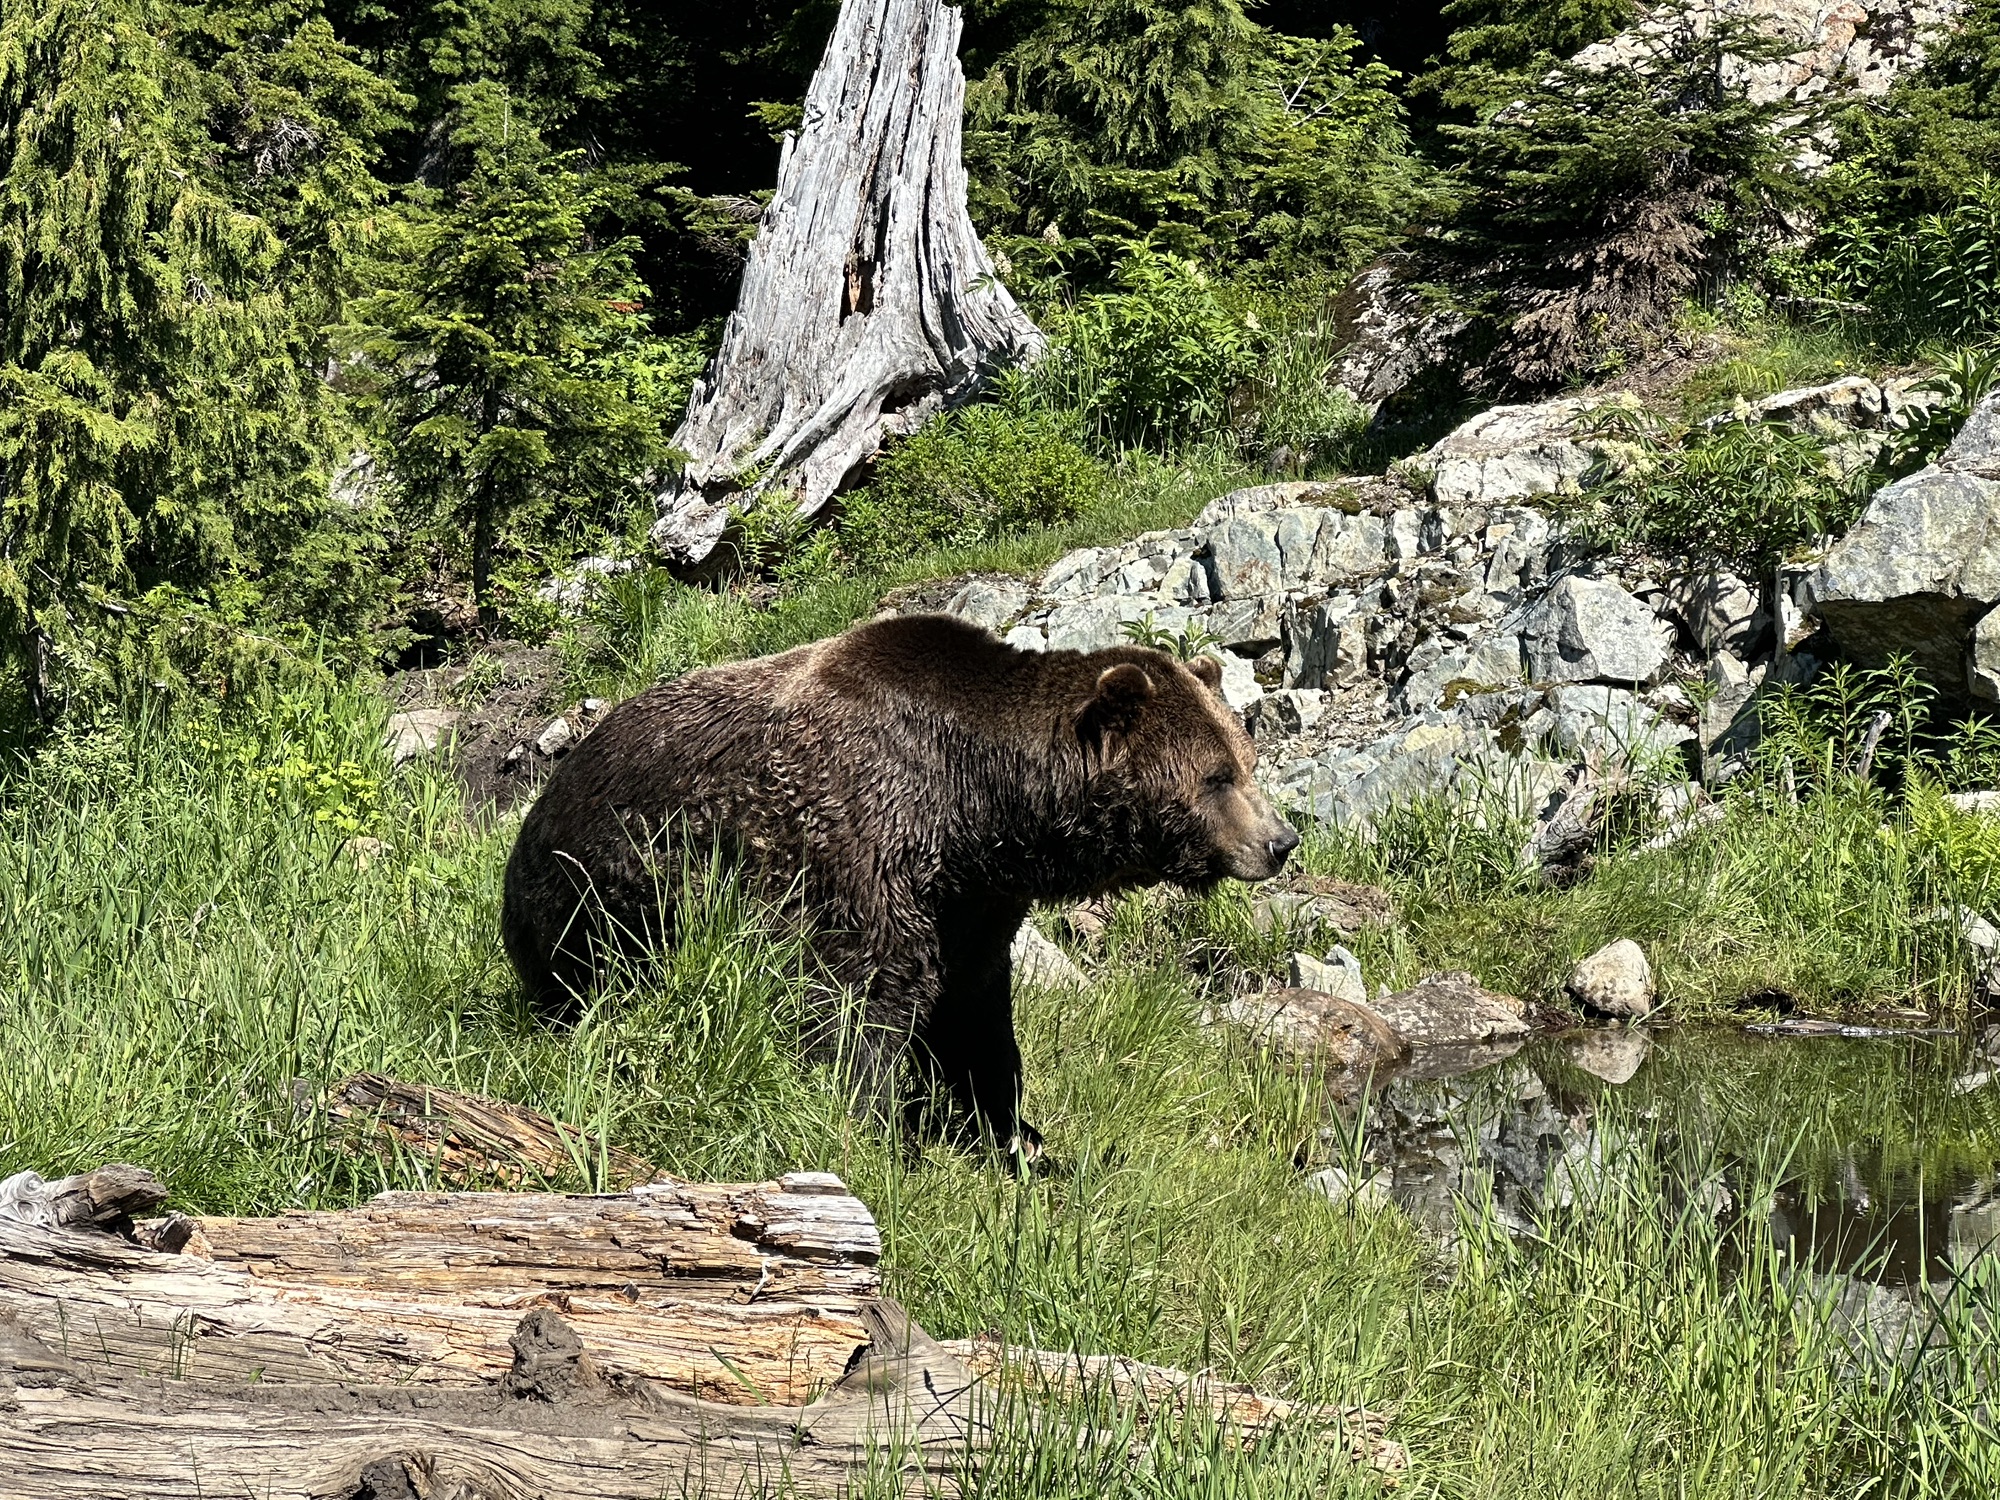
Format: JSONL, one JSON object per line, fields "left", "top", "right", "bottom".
{"left": 501, "top": 613, "right": 1299, "bottom": 1152}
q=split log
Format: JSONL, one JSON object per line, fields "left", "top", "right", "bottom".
{"left": 0, "top": 1167, "right": 1403, "bottom": 1494}
{"left": 309, "top": 1071, "right": 657, "bottom": 1189}
{"left": 3, "top": 1171, "right": 879, "bottom": 1405}
{"left": 652, "top": 0, "right": 1042, "bottom": 571}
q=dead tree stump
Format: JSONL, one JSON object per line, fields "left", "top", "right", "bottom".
{"left": 653, "top": 0, "right": 1043, "bottom": 571}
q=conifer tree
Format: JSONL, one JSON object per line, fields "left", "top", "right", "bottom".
{"left": 0, "top": 0, "right": 370, "bottom": 720}
{"left": 347, "top": 127, "right": 667, "bottom": 629}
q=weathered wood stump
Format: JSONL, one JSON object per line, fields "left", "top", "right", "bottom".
{"left": 653, "top": 0, "right": 1043, "bottom": 571}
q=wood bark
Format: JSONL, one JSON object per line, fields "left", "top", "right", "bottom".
{"left": 652, "top": 0, "right": 1042, "bottom": 571}
{"left": 0, "top": 1167, "right": 1402, "bottom": 1495}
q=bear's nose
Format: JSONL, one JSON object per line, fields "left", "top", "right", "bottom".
{"left": 1268, "top": 825, "right": 1301, "bottom": 865}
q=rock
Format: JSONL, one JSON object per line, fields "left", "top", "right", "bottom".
{"left": 534, "top": 717, "right": 575, "bottom": 758}
{"left": 1250, "top": 877, "right": 1395, "bottom": 936}
{"left": 343, "top": 835, "right": 389, "bottom": 869}
{"left": 1193, "top": 480, "right": 1355, "bottom": 528}
{"left": 1662, "top": 569, "right": 1766, "bottom": 656}
{"left": 1288, "top": 947, "right": 1366, "bottom": 1005}
{"left": 1208, "top": 515, "right": 1284, "bottom": 599}
{"left": 1204, "top": 595, "right": 1285, "bottom": 653}
{"left": 1328, "top": 260, "right": 1467, "bottom": 411}
{"left": 1222, "top": 986, "right": 1406, "bottom": 1071}
{"left": 1011, "top": 922, "right": 1086, "bottom": 990}
{"left": 1400, "top": 635, "right": 1523, "bottom": 710}
{"left": 1699, "top": 649, "right": 1764, "bottom": 775}
{"left": 384, "top": 708, "right": 459, "bottom": 767}
{"left": 1370, "top": 972, "right": 1529, "bottom": 1048}
{"left": 1305, "top": 1165, "right": 1393, "bottom": 1211}
{"left": 1202, "top": 649, "right": 1264, "bottom": 711}
{"left": 1423, "top": 398, "right": 1606, "bottom": 510}
{"left": 1044, "top": 596, "right": 1159, "bottom": 653}
{"left": 1565, "top": 1027, "right": 1652, "bottom": 1085}
{"left": 946, "top": 579, "right": 1029, "bottom": 634}
{"left": 1809, "top": 389, "right": 2000, "bottom": 691}
{"left": 1282, "top": 596, "right": 1368, "bottom": 690}
{"left": 1973, "top": 607, "right": 2000, "bottom": 702}
{"left": 1522, "top": 575, "right": 1672, "bottom": 685}
{"left": 1246, "top": 689, "right": 1327, "bottom": 739}
{"left": 538, "top": 555, "right": 633, "bottom": 614}
{"left": 1547, "top": 684, "right": 1694, "bottom": 761}
{"left": 1746, "top": 375, "right": 1886, "bottom": 431}
{"left": 1948, "top": 790, "right": 2000, "bottom": 816}
{"left": 1565, "top": 939, "right": 1655, "bottom": 1019}
{"left": 1004, "top": 624, "right": 1048, "bottom": 653}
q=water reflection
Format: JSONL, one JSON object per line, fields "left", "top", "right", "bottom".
{"left": 1352, "top": 1024, "right": 2000, "bottom": 1290}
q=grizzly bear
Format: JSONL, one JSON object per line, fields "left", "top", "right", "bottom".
{"left": 501, "top": 612, "right": 1299, "bottom": 1155}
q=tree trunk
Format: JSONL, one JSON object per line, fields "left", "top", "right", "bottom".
{"left": 652, "top": 0, "right": 1043, "bottom": 572}
{"left": 472, "top": 387, "right": 502, "bottom": 630}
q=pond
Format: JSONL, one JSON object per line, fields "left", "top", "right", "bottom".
{"left": 1356, "top": 1024, "right": 2000, "bottom": 1295}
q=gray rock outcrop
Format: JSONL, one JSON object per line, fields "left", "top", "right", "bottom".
{"left": 1809, "top": 389, "right": 2000, "bottom": 693}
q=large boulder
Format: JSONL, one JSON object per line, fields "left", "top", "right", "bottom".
{"left": 1808, "top": 389, "right": 2000, "bottom": 693}
{"left": 1423, "top": 398, "right": 1609, "bottom": 510}
{"left": 1522, "top": 575, "right": 1673, "bottom": 685}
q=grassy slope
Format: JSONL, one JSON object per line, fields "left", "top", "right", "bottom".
{"left": 6, "top": 681, "right": 2000, "bottom": 1497}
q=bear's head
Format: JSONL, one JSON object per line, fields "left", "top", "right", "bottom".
{"left": 1072, "top": 648, "right": 1301, "bottom": 889}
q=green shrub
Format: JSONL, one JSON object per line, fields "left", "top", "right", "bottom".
{"left": 1792, "top": 175, "right": 2000, "bottom": 345}
{"left": 1026, "top": 244, "right": 1261, "bottom": 451}
{"left": 1564, "top": 405, "right": 1864, "bottom": 577}
{"left": 837, "top": 406, "right": 1107, "bottom": 572}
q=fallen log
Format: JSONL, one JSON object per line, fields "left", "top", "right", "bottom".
{"left": 0, "top": 1165, "right": 1404, "bottom": 1494}
{"left": 311, "top": 1072, "right": 658, "bottom": 1189}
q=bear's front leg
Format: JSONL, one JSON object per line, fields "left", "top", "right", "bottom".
{"left": 922, "top": 897, "right": 1038, "bottom": 1161}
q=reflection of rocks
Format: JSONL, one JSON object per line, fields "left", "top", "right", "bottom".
{"left": 1565, "top": 1027, "right": 1652, "bottom": 1084}
{"left": 1566, "top": 939, "right": 1656, "bottom": 1019}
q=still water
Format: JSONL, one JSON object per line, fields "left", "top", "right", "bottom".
{"left": 1354, "top": 1024, "right": 2000, "bottom": 1290}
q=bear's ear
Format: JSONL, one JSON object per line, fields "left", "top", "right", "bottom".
{"left": 1187, "top": 655, "right": 1223, "bottom": 694}
{"left": 1077, "top": 662, "right": 1155, "bottom": 754}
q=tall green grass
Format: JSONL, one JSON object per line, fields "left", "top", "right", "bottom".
{"left": 5, "top": 690, "right": 2000, "bottom": 1495}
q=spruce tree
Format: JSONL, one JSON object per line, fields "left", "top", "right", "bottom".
{"left": 347, "top": 131, "right": 667, "bottom": 630}
{"left": 1435, "top": 13, "right": 1808, "bottom": 389}
{"left": 0, "top": 0, "right": 369, "bottom": 720}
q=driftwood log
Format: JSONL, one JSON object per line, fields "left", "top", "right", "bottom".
{"left": 0, "top": 1163, "right": 1405, "bottom": 1496}
{"left": 653, "top": 0, "right": 1042, "bottom": 571}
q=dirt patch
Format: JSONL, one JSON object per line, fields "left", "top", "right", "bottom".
{"left": 389, "top": 643, "right": 610, "bottom": 816}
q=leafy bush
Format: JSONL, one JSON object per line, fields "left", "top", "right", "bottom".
{"left": 1791, "top": 175, "right": 2000, "bottom": 345}
{"left": 1875, "top": 345, "right": 2000, "bottom": 482}
{"left": 837, "top": 406, "right": 1106, "bottom": 572}
{"left": 1568, "top": 407, "right": 1865, "bottom": 576}
{"left": 1025, "top": 244, "right": 1261, "bottom": 451}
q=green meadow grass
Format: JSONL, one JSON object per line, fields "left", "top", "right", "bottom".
{"left": 5, "top": 688, "right": 2000, "bottom": 1496}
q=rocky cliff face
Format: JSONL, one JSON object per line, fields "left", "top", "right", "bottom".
{"left": 933, "top": 373, "right": 1976, "bottom": 848}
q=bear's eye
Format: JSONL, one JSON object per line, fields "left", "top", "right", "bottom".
{"left": 1204, "top": 768, "right": 1237, "bottom": 792}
